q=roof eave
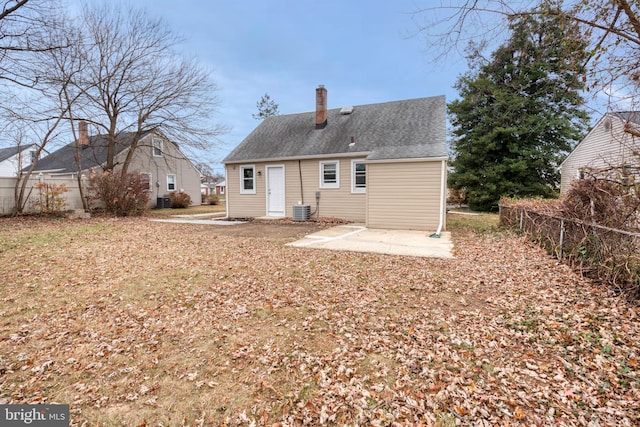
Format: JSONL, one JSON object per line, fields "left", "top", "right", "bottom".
{"left": 224, "top": 151, "right": 372, "bottom": 164}
{"left": 366, "top": 156, "right": 449, "bottom": 163}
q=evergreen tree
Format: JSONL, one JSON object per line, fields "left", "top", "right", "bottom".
{"left": 252, "top": 93, "right": 279, "bottom": 120}
{"left": 448, "top": 9, "right": 591, "bottom": 211}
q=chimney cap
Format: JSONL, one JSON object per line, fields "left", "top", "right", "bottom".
{"left": 318, "top": 84, "right": 325, "bottom": 89}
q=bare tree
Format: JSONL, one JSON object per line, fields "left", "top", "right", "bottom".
{"left": 416, "top": 0, "right": 640, "bottom": 106}
{"left": 0, "top": 0, "right": 64, "bottom": 88}
{"left": 0, "top": 0, "right": 76, "bottom": 214}
{"left": 67, "top": 2, "right": 224, "bottom": 174}
{"left": 9, "top": 56, "right": 79, "bottom": 214}
{"left": 8, "top": 67, "right": 74, "bottom": 213}
{"left": 196, "top": 162, "right": 214, "bottom": 182}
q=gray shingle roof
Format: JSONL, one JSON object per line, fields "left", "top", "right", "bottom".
{"left": 223, "top": 95, "right": 447, "bottom": 163}
{"left": 0, "top": 144, "right": 36, "bottom": 163}
{"left": 31, "top": 132, "right": 149, "bottom": 173}
{"left": 612, "top": 111, "right": 640, "bottom": 125}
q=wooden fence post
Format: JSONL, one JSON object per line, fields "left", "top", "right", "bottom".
{"left": 519, "top": 209, "right": 524, "bottom": 231}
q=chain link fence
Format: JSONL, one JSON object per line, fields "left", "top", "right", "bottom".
{"left": 500, "top": 203, "right": 640, "bottom": 300}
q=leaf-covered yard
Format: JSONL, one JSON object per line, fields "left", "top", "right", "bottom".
{"left": 0, "top": 216, "right": 638, "bottom": 426}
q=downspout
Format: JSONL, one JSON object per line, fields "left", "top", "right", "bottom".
{"left": 430, "top": 159, "right": 446, "bottom": 238}
{"left": 298, "top": 160, "right": 304, "bottom": 204}
{"left": 224, "top": 165, "right": 229, "bottom": 218}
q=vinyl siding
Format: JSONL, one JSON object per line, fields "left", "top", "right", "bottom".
{"left": 0, "top": 150, "right": 33, "bottom": 177}
{"left": 561, "top": 115, "right": 638, "bottom": 193}
{"left": 366, "top": 161, "right": 444, "bottom": 231}
{"left": 227, "top": 158, "right": 367, "bottom": 221}
{"left": 227, "top": 163, "right": 266, "bottom": 218}
{"left": 306, "top": 158, "right": 366, "bottom": 221}
{"left": 226, "top": 158, "right": 445, "bottom": 228}
{"left": 123, "top": 134, "right": 202, "bottom": 206}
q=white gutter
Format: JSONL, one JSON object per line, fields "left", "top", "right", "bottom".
{"left": 433, "top": 159, "right": 446, "bottom": 237}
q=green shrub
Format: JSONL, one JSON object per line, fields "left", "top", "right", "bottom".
{"left": 206, "top": 194, "right": 219, "bottom": 205}
{"left": 88, "top": 171, "right": 150, "bottom": 216}
{"left": 169, "top": 191, "right": 191, "bottom": 208}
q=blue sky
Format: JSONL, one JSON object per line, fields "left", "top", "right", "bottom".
{"left": 121, "top": 0, "right": 468, "bottom": 173}
{"left": 75, "top": 0, "right": 612, "bottom": 174}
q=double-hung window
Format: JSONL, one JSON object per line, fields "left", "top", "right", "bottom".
{"left": 240, "top": 165, "right": 256, "bottom": 194}
{"left": 320, "top": 160, "right": 339, "bottom": 189}
{"left": 167, "top": 174, "right": 176, "bottom": 191}
{"left": 351, "top": 160, "right": 366, "bottom": 193}
{"left": 152, "top": 138, "right": 163, "bottom": 157}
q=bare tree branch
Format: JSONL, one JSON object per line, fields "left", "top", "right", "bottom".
{"left": 415, "top": 0, "right": 640, "bottom": 102}
{"left": 0, "top": 0, "right": 29, "bottom": 21}
{"left": 62, "top": 2, "right": 224, "bottom": 174}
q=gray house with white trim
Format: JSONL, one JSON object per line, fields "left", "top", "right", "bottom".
{"left": 223, "top": 87, "right": 448, "bottom": 231}
{"left": 32, "top": 127, "right": 202, "bottom": 207}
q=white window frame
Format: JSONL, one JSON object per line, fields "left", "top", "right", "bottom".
{"left": 351, "top": 159, "right": 366, "bottom": 193}
{"left": 319, "top": 160, "right": 340, "bottom": 189}
{"left": 141, "top": 172, "right": 152, "bottom": 192}
{"left": 240, "top": 165, "right": 256, "bottom": 194}
{"left": 152, "top": 138, "right": 163, "bottom": 157}
{"left": 167, "top": 174, "right": 176, "bottom": 192}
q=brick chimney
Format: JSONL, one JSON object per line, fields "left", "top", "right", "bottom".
{"left": 315, "top": 85, "right": 327, "bottom": 129}
{"left": 78, "top": 121, "right": 89, "bottom": 146}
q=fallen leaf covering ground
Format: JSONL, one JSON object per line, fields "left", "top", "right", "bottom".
{"left": 0, "top": 215, "right": 638, "bottom": 426}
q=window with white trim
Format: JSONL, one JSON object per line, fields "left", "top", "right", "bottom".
{"left": 152, "top": 138, "right": 163, "bottom": 157}
{"left": 351, "top": 160, "right": 366, "bottom": 193}
{"left": 167, "top": 174, "right": 176, "bottom": 191}
{"left": 240, "top": 165, "right": 256, "bottom": 194}
{"left": 320, "top": 160, "right": 339, "bottom": 188}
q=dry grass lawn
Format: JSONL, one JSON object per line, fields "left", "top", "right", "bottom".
{"left": 0, "top": 214, "right": 638, "bottom": 426}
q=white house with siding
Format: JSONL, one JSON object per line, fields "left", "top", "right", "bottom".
{"left": 223, "top": 87, "right": 448, "bottom": 231}
{"left": 560, "top": 112, "right": 640, "bottom": 193}
{"left": 0, "top": 144, "right": 39, "bottom": 177}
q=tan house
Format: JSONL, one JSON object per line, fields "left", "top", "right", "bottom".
{"left": 560, "top": 112, "right": 640, "bottom": 193}
{"left": 31, "top": 125, "right": 202, "bottom": 207}
{"left": 223, "top": 87, "right": 448, "bottom": 231}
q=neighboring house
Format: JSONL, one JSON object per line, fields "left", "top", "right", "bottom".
{"left": 561, "top": 112, "right": 640, "bottom": 193}
{"left": 31, "top": 123, "right": 202, "bottom": 207}
{"left": 223, "top": 86, "right": 448, "bottom": 231}
{"left": 0, "top": 144, "right": 40, "bottom": 177}
{"left": 201, "top": 182, "right": 216, "bottom": 196}
{"left": 215, "top": 180, "right": 225, "bottom": 196}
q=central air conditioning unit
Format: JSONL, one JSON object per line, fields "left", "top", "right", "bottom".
{"left": 292, "top": 204, "right": 311, "bottom": 221}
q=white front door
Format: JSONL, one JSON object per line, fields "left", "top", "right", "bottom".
{"left": 266, "top": 165, "right": 285, "bottom": 217}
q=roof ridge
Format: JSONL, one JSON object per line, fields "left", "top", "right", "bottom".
{"left": 275, "top": 94, "right": 446, "bottom": 118}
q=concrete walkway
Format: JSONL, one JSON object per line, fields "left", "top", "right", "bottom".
{"left": 150, "top": 213, "right": 246, "bottom": 226}
{"left": 287, "top": 224, "right": 454, "bottom": 258}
